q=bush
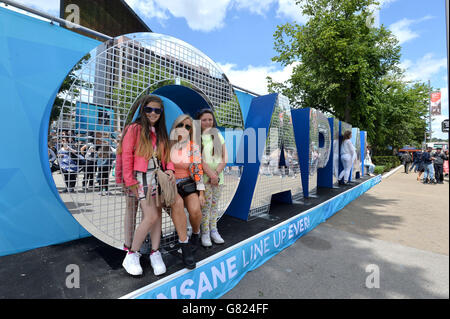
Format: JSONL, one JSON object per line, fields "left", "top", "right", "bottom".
{"left": 373, "top": 165, "right": 386, "bottom": 175}
{"left": 372, "top": 156, "right": 401, "bottom": 170}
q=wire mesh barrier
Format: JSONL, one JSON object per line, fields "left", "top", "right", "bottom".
{"left": 49, "top": 33, "right": 243, "bottom": 251}
{"left": 248, "top": 95, "right": 303, "bottom": 219}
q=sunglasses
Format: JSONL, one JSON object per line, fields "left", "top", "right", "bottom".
{"left": 176, "top": 123, "right": 192, "bottom": 131}
{"left": 143, "top": 106, "right": 162, "bottom": 114}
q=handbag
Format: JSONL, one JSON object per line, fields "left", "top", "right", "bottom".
{"left": 146, "top": 155, "right": 177, "bottom": 207}
{"left": 177, "top": 178, "right": 197, "bottom": 198}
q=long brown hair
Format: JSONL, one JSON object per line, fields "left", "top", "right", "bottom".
{"left": 117, "top": 95, "right": 170, "bottom": 164}
{"left": 343, "top": 130, "right": 352, "bottom": 141}
{"left": 196, "top": 108, "right": 219, "bottom": 157}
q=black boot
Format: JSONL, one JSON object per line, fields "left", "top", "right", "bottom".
{"left": 189, "top": 233, "right": 200, "bottom": 253}
{"left": 179, "top": 243, "right": 196, "bottom": 269}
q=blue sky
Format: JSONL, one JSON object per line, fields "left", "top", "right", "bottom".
{"left": 3, "top": 0, "right": 448, "bottom": 138}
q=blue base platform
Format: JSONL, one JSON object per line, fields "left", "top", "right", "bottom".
{"left": 122, "top": 175, "right": 382, "bottom": 299}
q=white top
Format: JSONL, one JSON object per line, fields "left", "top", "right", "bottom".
{"left": 364, "top": 150, "right": 373, "bottom": 166}
{"left": 341, "top": 139, "right": 356, "bottom": 157}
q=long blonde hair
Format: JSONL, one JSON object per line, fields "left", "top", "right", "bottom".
{"left": 169, "top": 114, "right": 199, "bottom": 148}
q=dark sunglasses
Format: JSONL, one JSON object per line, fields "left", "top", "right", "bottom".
{"left": 143, "top": 106, "right": 162, "bottom": 114}
{"left": 176, "top": 123, "right": 192, "bottom": 131}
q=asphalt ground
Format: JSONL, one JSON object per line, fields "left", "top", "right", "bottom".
{"left": 222, "top": 169, "right": 449, "bottom": 299}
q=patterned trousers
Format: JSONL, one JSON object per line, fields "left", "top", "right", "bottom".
{"left": 201, "top": 184, "right": 222, "bottom": 234}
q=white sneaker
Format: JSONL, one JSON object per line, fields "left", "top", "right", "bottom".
{"left": 149, "top": 250, "right": 167, "bottom": 276}
{"left": 122, "top": 252, "right": 143, "bottom": 276}
{"left": 201, "top": 233, "right": 212, "bottom": 247}
{"left": 210, "top": 230, "right": 224, "bottom": 244}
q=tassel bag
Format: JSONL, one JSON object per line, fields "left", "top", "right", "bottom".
{"left": 146, "top": 154, "right": 177, "bottom": 208}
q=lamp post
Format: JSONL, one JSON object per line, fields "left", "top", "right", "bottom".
{"left": 428, "top": 79, "right": 432, "bottom": 143}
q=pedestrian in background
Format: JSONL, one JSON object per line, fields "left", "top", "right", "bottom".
{"left": 432, "top": 147, "right": 448, "bottom": 184}
{"left": 444, "top": 150, "right": 449, "bottom": 177}
{"left": 401, "top": 152, "right": 412, "bottom": 174}
{"left": 422, "top": 147, "right": 436, "bottom": 184}
{"left": 409, "top": 150, "right": 422, "bottom": 173}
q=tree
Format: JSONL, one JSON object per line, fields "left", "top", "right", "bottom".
{"left": 268, "top": 0, "right": 428, "bottom": 154}
{"left": 50, "top": 54, "right": 91, "bottom": 124}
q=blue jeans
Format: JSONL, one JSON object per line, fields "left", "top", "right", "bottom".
{"left": 409, "top": 162, "right": 419, "bottom": 172}
{"left": 423, "top": 163, "right": 435, "bottom": 181}
{"left": 365, "top": 164, "right": 375, "bottom": 174}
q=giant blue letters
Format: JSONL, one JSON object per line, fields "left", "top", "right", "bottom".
{"left": 0, "top": 7, "right": 372, "bottom": 256}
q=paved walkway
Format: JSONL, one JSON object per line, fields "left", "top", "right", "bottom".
{"left": 222, "top": 169, "right": 449, "bottom": 299}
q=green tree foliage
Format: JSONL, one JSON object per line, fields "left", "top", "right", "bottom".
{"left": 112, "top": 63, "right": 174, "bottom": 125}
{"left": 268, "top": 0, "right": 428, "bottom": 154}
{"left": 50, "top": 54, "right": 91, "bottom": 123}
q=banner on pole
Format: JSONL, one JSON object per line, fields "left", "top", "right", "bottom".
{"left": 431, "top": 91, "right": 442, "bottom": 116}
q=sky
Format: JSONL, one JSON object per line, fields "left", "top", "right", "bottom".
{"left": 2, "top": 0, "right": 449, "bottom": 139}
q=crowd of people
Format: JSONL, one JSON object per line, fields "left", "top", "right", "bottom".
{"left": 401, "top": 147, "right": 449, "bottom": 184}
{"left": 48, "top": 129, "right": 118, "bottom": 195}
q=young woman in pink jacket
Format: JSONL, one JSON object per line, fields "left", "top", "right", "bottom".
{"left": 115, "top": 95, "right": 185, "bottom": 276}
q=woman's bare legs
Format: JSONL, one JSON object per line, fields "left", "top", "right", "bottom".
{"left": 130, "top": 196, "right": 159, "bottom": 252}
{"left": 184, "top": 192, "right": 202, "bottom": 234}
{"left": 149, "top": 206, "right": 162, "bottom": 251}
{"left": 170, "top": 194, "right": 188, "bottom": 242}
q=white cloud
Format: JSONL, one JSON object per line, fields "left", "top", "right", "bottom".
{"left": 124, "top": 0, "right": 168, "bottom": 20}
{"left": 13, "top": 0, "right": 60, "bottom": 14}
{"left": 0, "top": 0, "right": 59, "bottom": 22}
{"left": 124, "top": 0, "right": 308, "bottom": 32}
{"left": 389, "top": 15, "right": 433, "bottom": 45}
{"left": 233, "top": 0, "right": 275, "bottom": 16}
{"left": 125, "top": 0, "right": 232, "bottom": 32}
{"left": 276, "top": 0, "right": 308, "bottom": 24}
{"left": 218, "top": 62, "right": 298, "bottom": 95}
{"left": 400, "top": 53, "right": 447, "bottom": 83}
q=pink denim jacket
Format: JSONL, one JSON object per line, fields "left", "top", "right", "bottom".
{"left": 115, "top": 123, "right": 175, "bottom": 187}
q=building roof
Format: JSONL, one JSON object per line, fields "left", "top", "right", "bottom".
{"left": 59, "top": 0, "right": 152, "bottom": 40}
{"left": 118, "top": 0, "right": 152, "bottom": 32}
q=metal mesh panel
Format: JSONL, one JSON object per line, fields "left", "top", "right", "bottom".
{"left": 249, "top": 95, "right": 302, "bottom": 218}
{"left": 316, "top": 111, "right": 332, "bottom": 169}
{"left": 331, "top": 118, "right": 340, "bottom": 184}
{"left": 49, "top": 33, "right": 243, "bottom": 250}
{"left": 363, "top": 132, "right": 368, "bottom": 175}
{"left": 352, "top": 128, "right": 362, "bottom": 179}
{"left": 307, "top": 109, "right": 319, "bottom": 196}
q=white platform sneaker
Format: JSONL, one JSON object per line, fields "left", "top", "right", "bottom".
{"left": 210, "top": 230, "right": 224, "bottom": 244}
{"left": 201, "top": 233, "right": 212, "bottom": 247}
{"left": 149, "top": 250, "right": 167, "bottom": 276}
{"left": 122, "top": 252, "right": 143, "bottom": 276}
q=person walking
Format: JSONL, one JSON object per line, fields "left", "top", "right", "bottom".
{"left": 409, "top": 150, "right": 422, "bottom": 173}
{"left": 401, "top": 152, "right": 412, "bottom": 174}
{"left": 432, "top": 147, "right": 448, "bottom": 184}
{"left": 444, "top": 150, "right": 449, "bottom": 177}
{"left": 422, "top": 147, "right": 436, "bottom": 184}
